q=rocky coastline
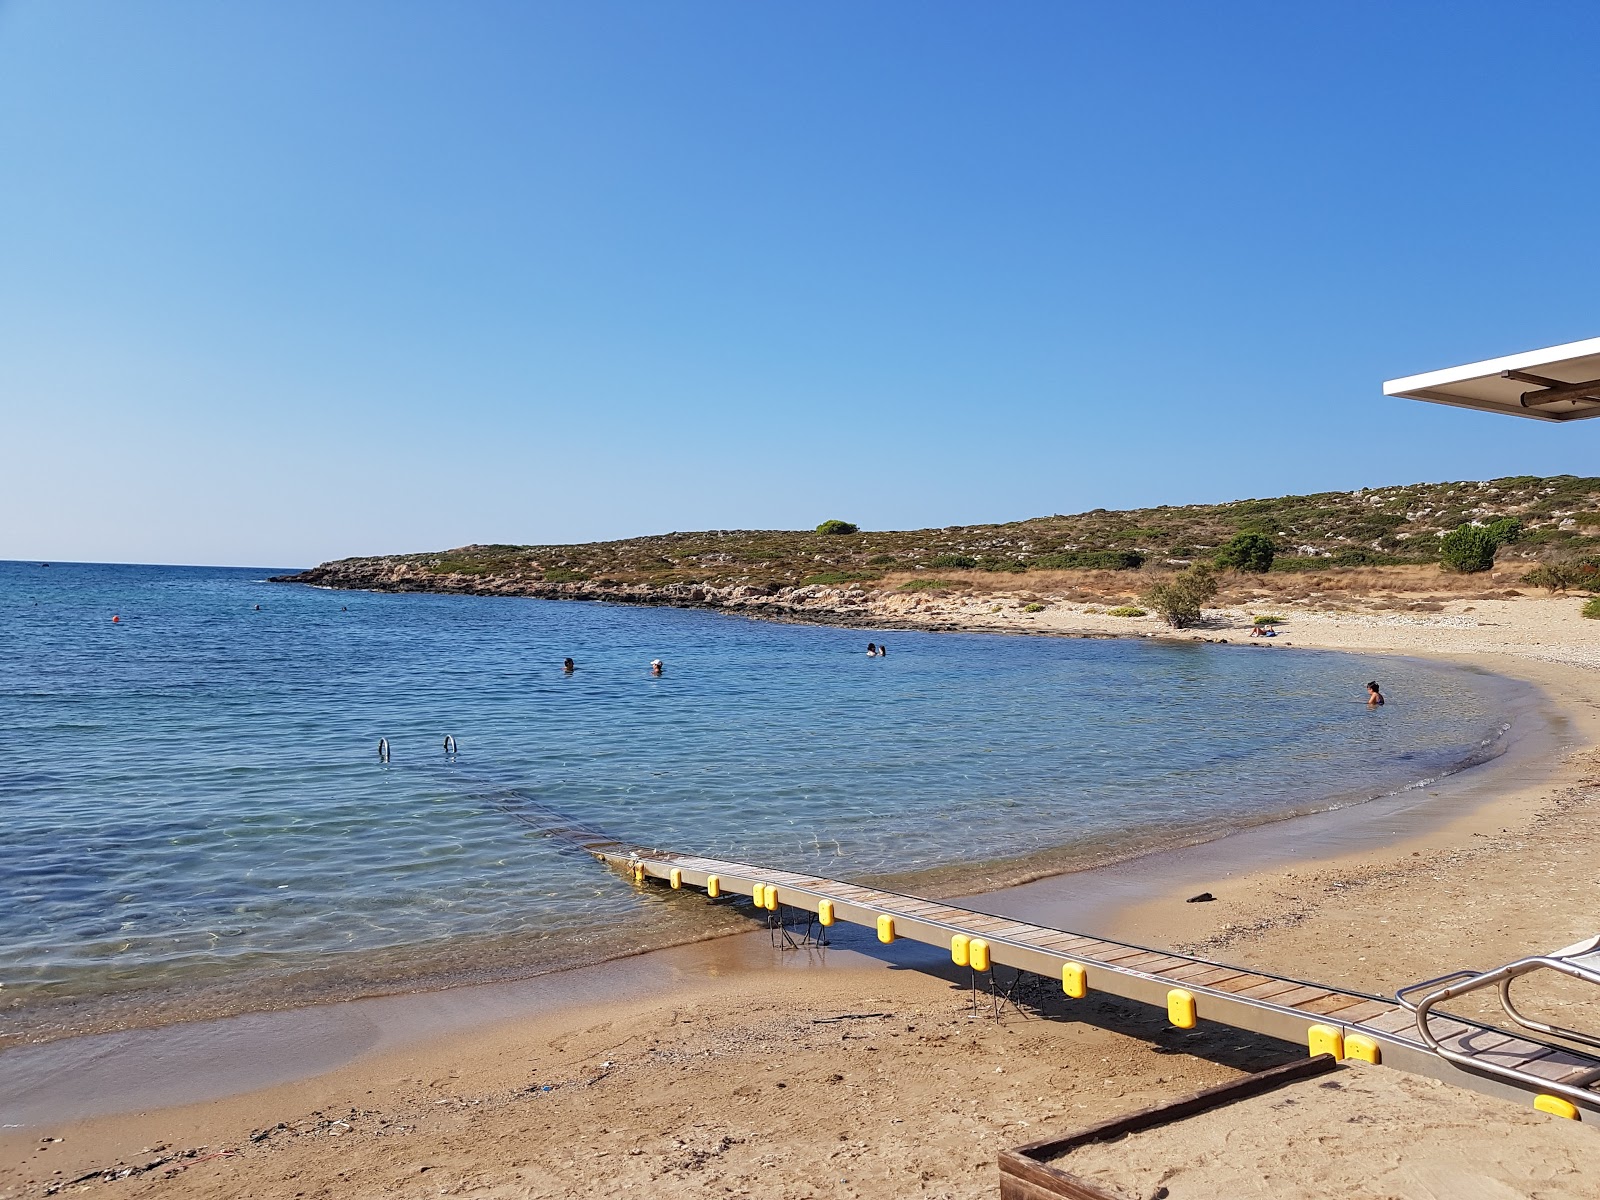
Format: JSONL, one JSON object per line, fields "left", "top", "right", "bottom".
{"left": 269, "top": 561, "right": 930, "bottom": 630}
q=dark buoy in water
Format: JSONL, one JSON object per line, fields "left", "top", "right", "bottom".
{"left": 378, "top": 738, "right": 390, "bottom": 763}
{"left": 443, "top": 735, "right": 457, "bottom": 755}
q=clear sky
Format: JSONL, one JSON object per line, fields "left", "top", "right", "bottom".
{"left": 3, "top": 2, "right": 1598, "bottom": 568}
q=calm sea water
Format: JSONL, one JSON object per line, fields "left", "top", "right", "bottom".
{"left": 0, "top": 561, "right": 1514, "bottom": 1035}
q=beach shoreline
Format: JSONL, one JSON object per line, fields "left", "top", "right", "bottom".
{"left": 0, "top": 628, "right": 1535, "bottom": 1053}
{"left": 4, "top": 598, "right": 1598, "bottom": 1196}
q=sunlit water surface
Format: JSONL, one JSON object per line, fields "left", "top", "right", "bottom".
{"left": 0, "top": 562, "right": 1516, "bottom": 1033}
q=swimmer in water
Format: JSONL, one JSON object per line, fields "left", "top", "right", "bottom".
{"left": 564, "top": 658, "right": 576, "bottom": 673}
{"left": 866, "top": 642, "right": 878, "bottom": 656}
{"left": 1367, "top": 680, "right": 1385, "bottom": 707}
{"left": 878, "top": 643, "right": 886, "bottom": 657}
{"left": 651, "top": 659, "right": 664, "bottom": 676}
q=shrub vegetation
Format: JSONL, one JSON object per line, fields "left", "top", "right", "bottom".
{"left": 815, "top": 520, "right": 859, "bottom": 536}
{"left": 1439, "top": 518, "right": 1521, "bottom": 573}
{"left": 899, "top": 578, "right": 959, "bottom": 592}
{"left": 1585, "top": 597, "right": 1600, "bottom": 620}
{"left": 1523, "top": 563, "right": 1577, "bottom": 593}
{"left": 1215, "top": 532, "right": 1276, "bottom": 573}
{"left": 1142, "top": 564, "right": 1219, "bottom": 627}
{"left": 1106, "top": 606, "right": 1147, "bottom": 617}
{"left": 1030, "top": 550, "right": 1145, "bottom": 570}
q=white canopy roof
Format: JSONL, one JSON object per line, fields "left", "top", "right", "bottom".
{"left": 1383, "top": 336, "right": 1600, "bottom": 422}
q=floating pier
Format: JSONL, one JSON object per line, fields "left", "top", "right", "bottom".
{"left": 590, "top": 842, "right": 1600, "bottom": 1121}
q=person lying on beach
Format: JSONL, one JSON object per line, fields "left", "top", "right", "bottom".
{"left": 1249, "top": 625, "right": 1276, "bottom": 637}
{"left": 1367, "top": 681, "right": 1385, "bottom": 707}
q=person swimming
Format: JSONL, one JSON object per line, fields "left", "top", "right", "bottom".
{"left": 866, "top": 643, "right": 878, "bottom": 656}
{"left": 878, "top": 643, "right": 886, "bottom": 657}
{"left": 650, "top": 659, "right": 664, "bottom": 676}
{"left": 1367, "top": 680, "right": 1385, "bottom": 707}
{"left": 564, "top": 658, "right": 576, "bottom": 673}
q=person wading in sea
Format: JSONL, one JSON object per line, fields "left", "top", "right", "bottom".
{"left": 1367, "top": 680, "right": 1385, "bottom": 707}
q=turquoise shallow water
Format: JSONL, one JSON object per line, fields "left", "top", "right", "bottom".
{"left": 0, "top": 561, "right": 1515, "bottom": 1034}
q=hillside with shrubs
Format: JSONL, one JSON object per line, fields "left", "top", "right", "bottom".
{"left": 282, "top": 476, "right": 1600, "bottom": 597}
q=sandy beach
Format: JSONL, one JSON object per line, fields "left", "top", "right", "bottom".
{"left": 4, "top": 594, "right": 1599, "bottom": 1198}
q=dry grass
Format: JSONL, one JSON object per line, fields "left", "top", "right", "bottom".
{"left": 875, "top": 564, "right": 1537, "bottom": 612}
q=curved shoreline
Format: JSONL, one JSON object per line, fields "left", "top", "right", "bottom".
{"left": 0, "top": 632, "right": 1578, "bottom": 1130}
{"left": 0, "top": 634, "right": 1522, "bottom": 1053}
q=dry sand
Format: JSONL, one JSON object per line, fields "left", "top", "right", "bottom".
{"left": 1057, "top": 1062, "right": 1597, "bottom": 1200}
{"left": 3, "top": 596, "right": 1599, "bottom": 1198}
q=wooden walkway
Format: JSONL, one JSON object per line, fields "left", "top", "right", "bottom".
{"left": 590, "top": 841, "right": 1600, "bottom": 1121}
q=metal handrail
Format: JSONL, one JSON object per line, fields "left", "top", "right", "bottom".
{"left": 1409, "top": 954, "right": 1600, "bottom": 1107}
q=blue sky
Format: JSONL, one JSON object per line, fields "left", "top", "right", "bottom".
{"left": 3, "top": 2, "right": 1598, "bottom": 567}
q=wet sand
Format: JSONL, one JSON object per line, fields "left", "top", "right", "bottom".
{"left": 3, "top": 614, "right": 1598, "bottom": 1196}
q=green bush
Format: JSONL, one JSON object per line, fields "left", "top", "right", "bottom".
{"left": 1031, "top": 550, "right": 1145, "bottom": 571}
{"left": 1523, "top": 563, "right": 1577, "bottom": 594}
{"left": 1022, "top": 602, "right": 1046, "bottom": 613}
{"left": 866, "top": 554, "right": 896, "bottom": 565}
{"left": 1584, "top": 597, "right": 1600, "bottom": 619}
{"left": 1252, "top": 614, "right": 1286, "bottom": 626}
{"left": 1440, "top": 518, "right": 1521, "bottom": 573}
{"left": 1327, "top": 548, "right": 1386, "bottom": 567}
{"left": 1106, "top": 605, "right": 1147, "bottom": 617}
{"left": 979, "top": 557, "right": 1028, "bottom": 573}
{"left": 1215, "top": 532, "right": 1276, "bottom": 573}
{"left": 899, "top": 578, "right": 959, "bottom": 592}
{"left": 1550, "top": 556, "right": 1600, "bottom": 593}
{"left": 927, "top": 553, "right": 978, "bottom": 569}
{"left": 540, "top": 568, "right": 589, "bottom": 583}
{"left": 815, "top": 520, "right": 859, "bottom": 536}
{"left": 1141, "top": 564, "right": 1219, "bottom": 628}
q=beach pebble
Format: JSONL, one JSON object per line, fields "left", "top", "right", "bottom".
{"left": 1186, "top": 892, "right": 1216, "bottom": 903}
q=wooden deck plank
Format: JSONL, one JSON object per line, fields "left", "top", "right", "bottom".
{"left": 1109, "top": 952, "right": 1194, "bottom": 974}
{"left": 1029, "top": 933, "right": 1106, "bottom": 953}
{"left": 1266, "top": 985, "right": 1335, "bottom": 1010}
{"left": 1159, "top": 963, "right": 1242, "bottom": 985}
{"left": 1233, "top": 978, "right": 1307, "bottom": 1002}
{"left": 1509, "top": 1050, "right": 1599, "bottom": 1084}
{"left": 1296, "top": 993, "right": 1381, "bottom": 1018}
{"left": 1330, "top": 1000, "right": 1397, "bottom": 1024}
{"left": 1206, "top": 973, "right": 1281, "bottom": 995}
{"left": 1094, "top": 945, "right": 1163, "bottom": 965}
{"left": 1363, "top": 1010, "right": 1476, "bottom": 1046}
{"left": 985, "top": 928, "right": 1049, "bottom": 947}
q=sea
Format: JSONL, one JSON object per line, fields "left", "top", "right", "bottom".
{"left": 0, "top": 561, "right": 1519, "bottom": 1042}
